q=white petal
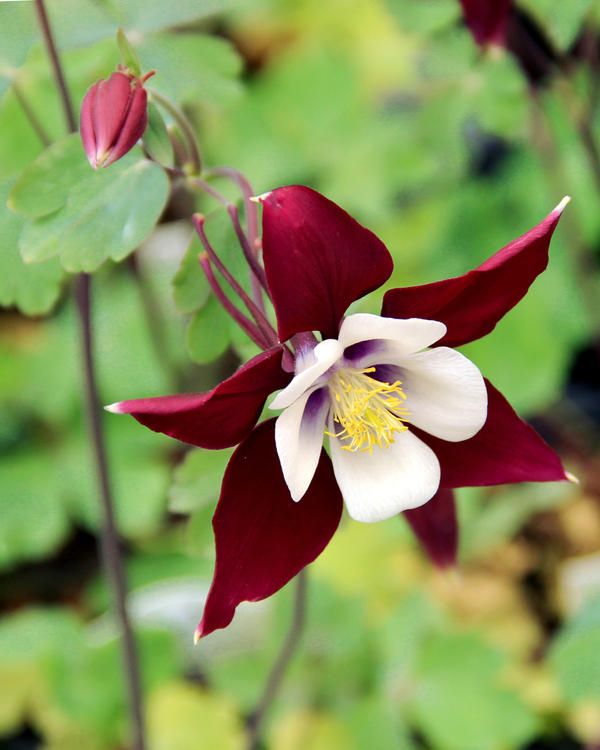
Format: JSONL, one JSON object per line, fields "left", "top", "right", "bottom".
{"left": 275, "top": 388, "right": 330, "bottom": 501}
{"left": 329, "top": 422, "right": 441, "bottom": 522}
{"left": 338, "top": 313, "right": 446, "bottom": 353}
{"left": 399, "top": 347, "right": 487, "bottom": 441}
{"left": 270, "top": 338, "right": 342, "bottom": 410}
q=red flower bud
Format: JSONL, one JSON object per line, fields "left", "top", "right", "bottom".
{"left": 459, "top": 0, "right": 511, "bottom": 48}
{"left": 80, "top": 71, "right": 150, "bottom": 169}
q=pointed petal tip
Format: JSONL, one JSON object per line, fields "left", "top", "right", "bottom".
{"left": 554, "top": 195, "right": 571, "bottom": 215}
{"left": 193, "top": 627, "right": 202, "bottom": 645}
{"left": 566, "top": 471, "right": 580, "bottom": 485}
{"left": 250, "top": 191, "right": 272, "bottom": 204}
{"left": 104, "top": 402, "right": 124, "bottom": 414}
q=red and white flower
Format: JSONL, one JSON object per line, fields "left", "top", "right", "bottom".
{"left": 107, "top": 185, "right": 571, "bottom": 638}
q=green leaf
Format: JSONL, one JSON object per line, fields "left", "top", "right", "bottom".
{"left": 172, "top": 232, "right": 211, "bottom": 314}
{"left": 0, "top": 3, "right": 35, "bottom": 89}
{"left": 147, "top": 682, "right": 244, "bottom": 750}
{"left": 411, "top": 633, "right": 538, "bottom": 750}
{"left": 0, "top": 449, "right": 71, "bottom": 571}
{"left": 116, "top": 27, "right": 142, "bottom": 76}
{"left": 143, "top": 101, "right": 174, "bottom": 167}
{"left": 168, "top": 447, "right": 232, "bottom": 514}
{"left": 0, "top": 181, "right": 64, "bottom": 315}
{"left": 0, "top": 0, "right": 239, "bottom": 61}
{"left": 185, "top": 294, "right": 232, "bottom": 364}
{"left": 520, "top": 0, "right": 593, "bottom": 49}
{"left": 385, "top": 0, "right": 459, "bottom": 35}
{"left": 550, "top": 594, "right": 600, "bottom": 703}
{"left": 11, "top": 136, "right": 170, "bottom": 272}
{"left": 0, "top": 607, "right": 82, "bottom": 666}
{"left": 9, "top": 134, "right": 91, "bottom": 219}
{"left": 140, "top": 33, "right": 242, "bottom": 107}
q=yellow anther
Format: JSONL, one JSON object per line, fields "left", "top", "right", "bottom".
{"left": 327, "top": 366, "right": 409, "bottom": 453}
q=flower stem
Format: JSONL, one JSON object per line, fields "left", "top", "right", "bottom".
{"left": 245, "top": 571, "right": 309, "bottom": 750}
{"left": 34, "top": 0, "right": 77, "bottom": 132}
{"left": 34, "top": 3, "right": 146, "bottom": 748}
{"left": 74, "top": 276, "right": 147, "bottom": 750}
{"left": 193, "top": 214, "right": 279, "bottom": 346}
{"left": 149, "top": 89, "right": 202, "bottom": 174}
{"left": 199, "top": 254, "right": 272, "bottom": 350}
{"left": 204, "top": 167, "right": 266, "bottom": 314}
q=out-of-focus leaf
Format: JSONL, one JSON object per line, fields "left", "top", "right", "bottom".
{"left": 168, "top": 447, "right": 232, "bottom": 514}
{"left": 0, "top": 3, "right": 34, "bottom": 91}
{"left": 460, "top": 484, "right": 571, "bottom": 560}
{"left": 550, "top": 594, "right": 600, "bottom": 703}
{"left": 47, "top": 628, "right": 181, "bottom": 745}
{"left": 0, "top": 449, "right": 71, "bottom": 570}
{"left": 186, "top": 294, "right": 231, "bottom": 364}
{"left": 385, "top": 0, "right": 459, "bottom": 35}
{"left": 0, "top": 181, "right": 64, "bottom": 315}
{"left": 147, "top": 682, "right": 244, "bottom": 750}
{"left": 270, "top": 710, "right": 353, "bottom": 750}
{"left": 410, "top": 632, "right": 539, "bottom": 750}
{"left": 142, "top": 34, "right": 243, "bottom": 107}
{"left": 520, "top": 0, "right": 593, "bottom": 50}
{"left": 0, "top": 608, "right": 82, "bottom": 665}
{"left": 0, "top": 0, "right": 238, "bottom": 59}
{"left": 172, "top": 233, "right": 211, "bottom": 314}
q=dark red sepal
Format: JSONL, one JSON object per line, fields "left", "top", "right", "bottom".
{"left": 111, "top": 347, "right": 289, "bottom": 450}
{"left": 403, "top": 488, "right": 458, "bottom": 569}
{"left": 415, "top": 380, "right": 569, "bottom": 488}
{"left": 260, "top": 186, "right": 393, "bottom": 341}
{"left": 196, "top": 419, "right": 343, "bottom": 638}
{"left": 460, "top": 0, "right": 512, "bottom": 48}
{"left": 382, "top": 200, "right": 567, "bottom": 348}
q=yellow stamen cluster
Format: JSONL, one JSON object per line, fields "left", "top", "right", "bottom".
{"left": 326, "top": 366, "right": 409, "bottom": 453}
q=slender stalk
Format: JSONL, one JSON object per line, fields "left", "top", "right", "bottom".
{"left": 193, "top": 215, "right": 279, "bottom": 346}
{"left": 227, "top": 204, "right": 269, "bottom": 292}
{"left": 187, "top": 174, "right": 231, "bottom": 208}
{"left": 246, "top": 571, "right": 308, "bottom": 750}
{"left": 12, "top": 80, "right": 52, "bottom": 146}
{"left": 199, "top": 254, "right": 271, "bottom": 349}
{"left": 205, "top": 167, "right": 266, "bottom": 314}
{"left": 34, "top": 3, "right": 146, "bottom": 748}
{"left": 75, "top": 276, "right": 146, "bottom": 750}
{"left": 150, "top": 89, "right": 202, "bottom": 174}
{"left": 34, "top": 0, "right": 77, "bottom": 132}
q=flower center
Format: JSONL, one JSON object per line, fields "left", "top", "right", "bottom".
{"left": 326, "top": 366, "right": 409, "bottom": 453}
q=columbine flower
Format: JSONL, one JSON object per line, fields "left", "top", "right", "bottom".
{"left": 80, "top": 69, "right": 153, "bottom": 169}
{"left": 459, "top": 0, "right": 512, "bottom": 48}
{"left": 107, "top": 185, "right": 570, "bottom": 638}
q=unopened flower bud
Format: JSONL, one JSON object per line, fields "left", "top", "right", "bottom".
{"left": 80, "top": 70, "right": 152, "bottom": 169}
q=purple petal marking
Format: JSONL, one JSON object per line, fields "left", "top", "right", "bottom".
{"left": 343, "top": 339, "right": 389, "bottom": 365}
{"left": 370, "top": 363, "right": 403, "bottom": 385}
{"left": 302, "top": 387, "right": 330, "bottom": 425}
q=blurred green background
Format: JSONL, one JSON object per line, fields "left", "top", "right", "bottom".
{"left": 1, "top": 0, "right": 600, "bottom": 748}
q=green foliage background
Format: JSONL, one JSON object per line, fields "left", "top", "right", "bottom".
{"left": 1, "top": 0, "right": 600, "bottom": 748}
